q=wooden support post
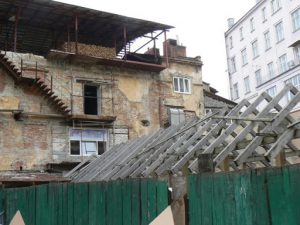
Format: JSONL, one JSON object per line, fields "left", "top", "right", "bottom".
{"left": 75, "top": 15, "right": 78, "bottom": 54}
{"left": 123, "top": 26, "right": 127, "bottom": 60}
{"left": 198, "top": 153, "right": 214, "bottom": 173}
{"left": 14, "top": 7, "right": 21, "bottom": 52}
{"left": 275, "top": 151, "right": 286, "bottom": 166}
{"left": 170, "top": 175, "right": 187, "bottom": 225}
{"left": 67, "top": 26, "right": 70, "bottom": 52}
{"left": 219, "top": 156, "right": 230, "bottom": 171}
{"left": 164, "top": 30, "right": 169, "bottom": 67}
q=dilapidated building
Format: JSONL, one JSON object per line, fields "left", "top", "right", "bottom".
{"left": 0, "top": 0, "right": 204, "bottom": 172}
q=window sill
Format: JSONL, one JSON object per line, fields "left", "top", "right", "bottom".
{"left": 276, "top": 38, "right": 285, "bottom": 45}
{"left": 263, "top": 19, "right": 267, "bottom": 23}
{"left": 240, "top": 38, "right": 244, "bottom": 41}
{"left": 242, "top": 63, "right": 248, "bottom": 67}
{"left": 253, "top": 55, "right": 260, "bottom": 60}
{"left": 293, "top": 27, "right": 300, "bottom": 33}
{"left": 251, "top": 29, "right": 255, "bottom": 33}
{"left": 174, "top": 91, "right": 192, "bottom": 95}
{"left": 245, "top": 91, "right": 251, "bottom": 95}
{"left": 272, "top": 7, "right": 282, "bottom": 16}
{"left": 265, "top": 47, "right": 272, "bottom": 52}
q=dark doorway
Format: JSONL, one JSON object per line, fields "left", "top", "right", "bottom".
{"left": 84, "top": 85, "right": 98, "bottom": 115}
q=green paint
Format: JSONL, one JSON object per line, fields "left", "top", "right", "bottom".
{"left": 188, "top": 165, "right": 300, "bottom": 225}
{"left": 0, "top": 179, "right": 167, "bottom": 225}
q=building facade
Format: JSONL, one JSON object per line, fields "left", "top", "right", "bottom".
{"left": 0, "top": 1, "right": 204, "bottom": 171}
{"left": 225, "top": 0, "right": 300, "bottom": 109}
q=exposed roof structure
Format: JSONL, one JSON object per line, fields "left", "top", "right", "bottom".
{"left": 66, "top": 84, "right": 300, "bottom": 182}
{"left": 0, "top": 0, "right": 173, "bottom": 55}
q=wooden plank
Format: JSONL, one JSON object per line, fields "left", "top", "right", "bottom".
{"left": 122, "top": 180, "right": 132, "bottom": 225}
{"left": 141, "top": 180, "right": 149, "bottom": 225}
{"left": 156, "top": 181, "right": 168, "bottom": 214}
{"left": 131, "top": 180, "right": 141, "bottom": 225}
{"left": 214, "top": 85, "right": 296, "bottom": 167}
{"left": 73, "top": 183, "right": 89, "bottom": 225}
{"left": 148, "top": 180, "right": 157, "bottom": 223}
{"left": 235, "top": 90, "right": 300, "bottom": 165}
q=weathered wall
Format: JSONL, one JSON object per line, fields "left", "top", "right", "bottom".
{"left": 0, "top": 52, "right": 204, "bottom": 170}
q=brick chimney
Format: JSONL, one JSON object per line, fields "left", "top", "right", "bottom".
{"left": 163, "top": 39, "right": 186, "bottom": 58}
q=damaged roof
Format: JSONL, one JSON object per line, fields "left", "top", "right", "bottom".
{"left": 66, "top": 84, "right": 300, "bottom": 182}
{"left": 0, "top": 0, "right": 173, "bottom": 55}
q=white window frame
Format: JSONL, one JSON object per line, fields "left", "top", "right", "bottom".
{"left": 244, "top": 76, "right": 251, "bottom": 94}
{"left": 239, "top": 27, "right": 244, "bottom": 40}
{"left": 275, "top": 21, "right": 284, "bottom": 43}
{"left": 292, "top": 7, "right": 300, "bottom": 31}
{"left": 241, "top": 48, "right": 248, "bottom": 65}
{"left": 279, "top": 54, "right": 288, "bottom": 73}
{"left": 173, "top": 76, "right": 192, "bottom": 94}
{"left": 255, "top": 69, "right": 262, "bottom": 86}
{"left": 252, "top": 40, "right": 259, "bottom": 59}
{"left": 231, "top": 56, "right": 237, "bottom": 73}
{"left": 294, "top": 45, "right": 300, "bottom": 63}
{"left": 271, "top": 0, "right": 281, "bottom": 14}
{"left": 250, "top": 18, "right": 255, "bottom": 32}
{"left": 232, "top": 83, "right": 239, "bottom": 100}
{"left": 262, "top": 7, "right": 267, "bottom": 22}
{"left": 286, "top": 74, "right": 300, "bottom": 101}
{"left": 264, "top": 30, "right": 271, "bottom": 50}
{"left": 267, "top": 62, "right": 275, "bottom": 78}
{"left": 266, "top": 86, "right": 277, "bottom": 98}
{"left": 229, "top": 36, "right": 233, "bottom": 49}
{"left": 69, "top": 128, "right": 107, "bottom": 156}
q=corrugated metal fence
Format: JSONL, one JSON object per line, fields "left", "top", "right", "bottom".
{"left": 188, "top": 165, "right": 300, "bottom": 225}
{"left": 0, "top": 179, "right": 168, "bottom": 225}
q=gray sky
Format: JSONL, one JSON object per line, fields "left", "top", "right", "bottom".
{"left": 58, "top": 0, "right": 255, "bottom": 98}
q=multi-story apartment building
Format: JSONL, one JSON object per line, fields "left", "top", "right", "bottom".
{"left": 225, "top": 0, "right": 300, "bottom": 111}
{"left": 0, "top": 0, "right": 204, "bottom": 175}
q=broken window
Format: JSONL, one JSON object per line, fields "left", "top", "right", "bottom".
{"left": 69, "top": 129, "right": 107, "bottom": 156}
{"left": 84, "top": 85, "right": 99, "bottom": 115}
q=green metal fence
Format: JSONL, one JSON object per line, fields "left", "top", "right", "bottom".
{"left": 0, "top": 179, "right": 168, "bottom": 225}
{"left": 188, "top": 165, "right": 300, "bottom": 225}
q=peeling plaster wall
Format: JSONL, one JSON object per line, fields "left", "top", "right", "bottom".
{"left": 0, "top": 53, "right": 204, "bottom": 170}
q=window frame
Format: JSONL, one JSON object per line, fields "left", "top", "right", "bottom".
{"left": 230, "top": 56, "right": 237, "bottom": 73}
{"left": 173, "top": 76, "right": 192, "bottom": 94}
{"left": 264, "top": 30, "right": 271, "bottom": 51}
{"left": 69, "top": 128, "right": 108, "bottom": 156}
{"left": 286, "top": 74, "right": 300, "bottom": 101}
{"left": 241, "top": 48, "right": 248, "bottom": 66}
{"left": 266, "top": 85, "right": 277, "bottom": 98}
{"left": 251, "top": 39, "right": 259, "bottom": 59}
{"left": 250, "top": 17, "right": 255, "bottom": 32}
{"left": 239, "top": 27, "right": 244, "bottom": 40}
{"left": 291, "top": 7, "right": 300, "bottom": 32}
{"left": 232, "top": 83, "right": 239, "bottom": 100}
{"left": 255, "top": 69, "right": 262, "bottom": 86}
{"left": 267, "top": 62, "right": 275, "bottom": 79}
{"left": 275, "top": 21, "right": 284, "bottom": 43}
{"left": 278, "top": 54, "right": 288, "bottom": 73}
{"left": 262, "top": 7, "right": 267, "bottom": 22}
{"left": 271, "top": 0, "right": 281, "bottom": 14}
{"left": 244, "top": 76, "right": 251, "bottom": 94}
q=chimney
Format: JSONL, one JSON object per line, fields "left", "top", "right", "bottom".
{"left": 227, "top": 18, "right": 235, "bottom": 29}
{"left": 163, "top": 39, "right": 186, "bottom": 58}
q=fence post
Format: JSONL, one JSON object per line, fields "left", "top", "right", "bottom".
{"left": 198, "top": 153, "right": 214, "bottom": 173}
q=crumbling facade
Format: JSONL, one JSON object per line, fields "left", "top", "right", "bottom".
{"left": 0, "top": 0, "right": 203, "bottom": 171}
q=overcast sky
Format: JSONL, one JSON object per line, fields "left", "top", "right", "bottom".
{"left": 58, "top": 0, "right": 255, "bottom": 98}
